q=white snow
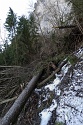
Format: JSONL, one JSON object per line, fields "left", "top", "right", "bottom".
{"left": 39, "top": 61, "right": 71, "bottom": 125}
{"left": 45, "top": 77, "right": 61, "bottom": 91}
{"left": 39, "top": 99, "right": 57, "bottom": 125}
{"left": 56, "top": 48, "right": 83, "bottom": 125}
{"left": 45, "top": 62, "right": 71, "bottom": 91}
{"left": 39, "top": 48, "right": 83, "bottom": 125}
{"left": 75, "top": 47, "right": 83, "bottom": 59}
{"left": 61, "top": 63, "right": 71, "bottom": 76}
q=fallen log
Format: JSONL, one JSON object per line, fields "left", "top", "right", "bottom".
{"left": 0, "top": 66, "right": 21, "bottom": 71}
{"left": 37, "top": 59, "right": 68, "bottom": 88}
{"left": 53, "top": 25, "right": 76, "bottom": 29}
{"left": 0, "top": 70, "right": 43, "bottom": 125}
{"left": 75, "top": 17, "right": 83, "bottom": 35}
{"left": 0, "top": 66, "right": 21, "bottom": 68}
{"left": 0, "top": 96, "right": 17, "bottom": 105}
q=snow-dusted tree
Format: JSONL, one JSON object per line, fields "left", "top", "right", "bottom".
{"left": 34, "top": 0, "right": 72, "bottom": 34}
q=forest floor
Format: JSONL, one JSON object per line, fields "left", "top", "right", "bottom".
{"left": 0, "top": 47, "right": 83, "bottom": 125}
{"left": 16, "top": 47, "right": 83, "bottom": 125}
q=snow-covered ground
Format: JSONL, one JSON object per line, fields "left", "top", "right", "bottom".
{"left": 39, "top": 99, "right": 57, "bottom": 125}
{"left": 38, "top": 48, "right": 83, "bottom": 125}
{"left": 56, "top": 49, "right": 83, "bottom": 125}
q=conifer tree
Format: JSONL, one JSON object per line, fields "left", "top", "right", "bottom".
{"left": 4, "top": 7, "right": 17, "bottom": 39}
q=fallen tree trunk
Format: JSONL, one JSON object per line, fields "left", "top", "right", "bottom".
{"left": 75, "top": 17, "right": 83, "bottom": 35}
{"left": 53, "top": 25, "right": 76, "bottom": 29}
{"left": 0, "top": 66, "right": 21, "bottom": 68}
{"left": 37, "top": 59, "right": 68, "bottom": 88}
{"left": 0, "top": 96, "right": 17, "bottom": 105}
{"left": 0, "top": 70, "right": 43, "bottom": 125}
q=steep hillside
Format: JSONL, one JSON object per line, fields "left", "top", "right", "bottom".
{"left": 0, "top": 0, "right": 83, "bottom": 125}
{"left": 37, "top": 48, "right": 83, "bottom": 125}
{"left": 34, "top": 0, "right": 71, "bottom": 34}
{"left": 0, "top": 47, "right": 82, "bottom": 125}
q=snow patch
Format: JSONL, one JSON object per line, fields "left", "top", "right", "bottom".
{"left": 45, "top": 77, "right": 61, "bottom": 91}
{"left": 75, "top": 47, "right": 83, "bottom": 59}
{"left": 61, "top": 62, "right": 71, "bottom": 76}
{"left": 45, "top": 62, "right": 71, "bottom": 91}
{"left": 39, "top": 48, "right": 83, "bottom": 125}
{"left": 56, "top": 54, "right": 83, "bottom": 125}
{"left": 39, "top": 61, "right": 71, "bottom": 124}
{"left": 39, "top": 99, "right": 57, "bottom": 125}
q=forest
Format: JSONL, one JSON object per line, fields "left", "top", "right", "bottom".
{"left": 0, "top": 0, "right": 83, "bottom": 66}
{"left": 0, "top": 0, "right": 83, "bottom": 125}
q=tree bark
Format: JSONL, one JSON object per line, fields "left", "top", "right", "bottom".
{"left": 0, "top": 70, "right": 43, "bottom": 125}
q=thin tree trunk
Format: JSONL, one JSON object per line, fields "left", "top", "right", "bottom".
{"left": 53, "top": 25, "right": 76, "bottom": 29}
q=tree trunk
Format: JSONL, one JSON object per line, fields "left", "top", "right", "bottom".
{"left": 0, "top": 70, "right": 43, "bottom": 125}
{"left": 37, "top": 59, "right": 68, "bottom": 88}
{"left": 54, "top": 25, "right": 76, "bottom": 29}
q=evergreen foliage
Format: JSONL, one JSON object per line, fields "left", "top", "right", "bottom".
{"left": 17, "top": 14, "right": 38, "bottom": 53}
{"left": 0, "top": 1, "right": 83, "bottom": 66}
{"left": 0, "top": 8, "right": 39, "bottom": 65}
{"left": 4, "top": 7, "right": 17, "bottom": 39}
